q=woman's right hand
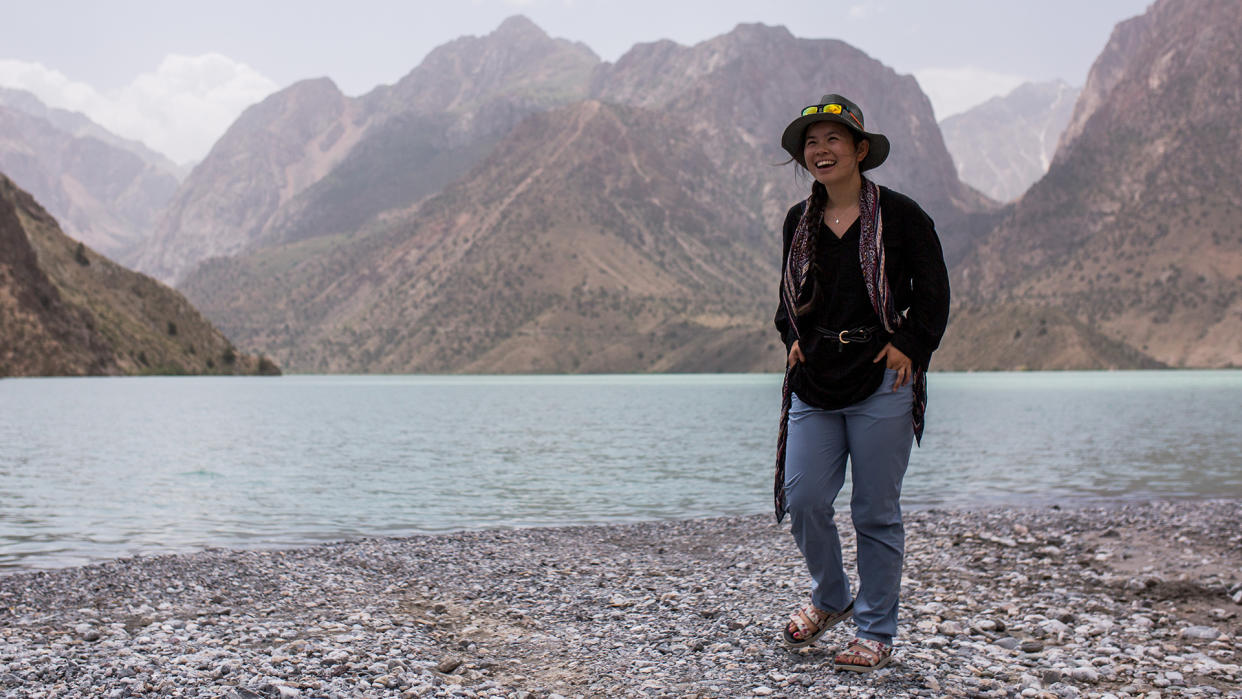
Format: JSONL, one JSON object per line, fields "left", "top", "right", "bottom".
{"left": 787, "top": 340, "right": 805, "bottom": 368}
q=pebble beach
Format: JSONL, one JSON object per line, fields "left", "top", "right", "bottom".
{"left": 2, "top": 500, "right": 1240, "bottom": 698}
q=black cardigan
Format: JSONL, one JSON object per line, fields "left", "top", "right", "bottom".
{"left": 774, "top": 185, "right": 950, "bottom": 409}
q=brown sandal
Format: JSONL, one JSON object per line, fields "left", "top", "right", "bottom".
{"left": 833, "top": 637, "right": 892, "bottom": 672}
{"left": 782, "top": 601, "right": 853, "bottom": 648}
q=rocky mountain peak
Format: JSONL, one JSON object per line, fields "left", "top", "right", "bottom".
{"left": 494, "top": 14, "right": 550, "bottom": 40}
{"left": 945, "top": 0, "right": 1242, "bottom": 369}
{"left": 940, "top": 79, "right": 1080, "bottom": 202}
{"left": 0, "top": 94, "right": 181, "bottom": 263}
{"left": 209, "top": 77, "right": 346, "bottom": 151}
{"left": 137, "top": 76, "right": 361, "bottom": 283}
{"left": 0, "top": 87, "right": 183, "bottom": 175}
{"left": 377, "top": 15, "right": 599, "bottom": 115}
{"left": 593, "top": 22, "right": 991, "bottom": 264}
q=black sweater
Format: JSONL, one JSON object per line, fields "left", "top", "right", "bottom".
{"left": 774, "top": 186, "right": 950, "bottom": 410}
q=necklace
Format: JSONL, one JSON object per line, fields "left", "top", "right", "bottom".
{"left": 827, "top": 205, "right": 854, "bottom": 226}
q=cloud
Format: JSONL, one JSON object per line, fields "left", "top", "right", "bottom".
{"left": 0, "top": 54, "right": 278, "bottom": 165}
{"left": 912, "top": 67, "right": 1027, "bottom": 121}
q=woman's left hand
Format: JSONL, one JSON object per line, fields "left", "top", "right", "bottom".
{"left": 873, "top": 343, "right": 913, "bottom": 391}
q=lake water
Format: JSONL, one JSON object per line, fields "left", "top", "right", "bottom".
{"left": 2, "top": 372, "right": 1240, "bottom": 570}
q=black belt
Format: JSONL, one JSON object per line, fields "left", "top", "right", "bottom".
{"left": 814, "top": 324, "right": 881, "bottom": 351}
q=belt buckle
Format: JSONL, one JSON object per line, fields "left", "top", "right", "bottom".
{"left": 838, "top": 330, "right": 851, "bottom": 344}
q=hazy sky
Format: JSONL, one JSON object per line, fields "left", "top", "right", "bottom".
{"left": 0, "top": 0, "right": 1151, "bottom": 165}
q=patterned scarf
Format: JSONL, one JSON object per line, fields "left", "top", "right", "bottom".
{"left": 774, "top": 177, "right": 927, "bottom": 523}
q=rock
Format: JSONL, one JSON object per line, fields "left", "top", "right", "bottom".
{"left": 1182, "top": 626, "right": 1222, "bottom": 640}
{"left": 1020, "top": 640, "right": 1045, "bottom": 653}
{"left": 1069, "top": 666, "right": 1099, "bottom": 683}
{"left": 915, "top": 602, "right": 948, "bottom": 617}
{"left": 1041, "top": 669, "right": 1063, "bottom": 685}
{"left": 322, "top": 650, "right": 350, "bottom": 665}
{"left": 435, "top": 657, "right": 462, "bottom": 674}
{"left": 1048, "top": 608, "right": 1075, "bottom": 623}
{"left": 994, "top": 637, "right": 1020, "bottom": 650}
{"left": 938, "top": 621, "right": 965, "bottom": 636}
{"left": 1045, "top": 618, "right": 1072, "bottom": 634}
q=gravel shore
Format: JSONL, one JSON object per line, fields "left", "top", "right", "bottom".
{"left": 2, "top": 500, "right": 1240, "bottom": 698}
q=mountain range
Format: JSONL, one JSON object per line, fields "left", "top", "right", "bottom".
{"left": 137, "top": 16, "right": 600, "bottom": 284}
{"left": 0, "top": 88, "right": 183, "bottom": 265}
{"left": 5, "top": 0, "right": 1238, "bottom": 375}
{"left": 940, "top": 80, "right": 1080, "bottom": 203}
{"left": 939, "top": 0, "right": 1242, "bottom": 370}
{"left": 164, "top": 18, "right": 996, "bottom": 373}
{"left": 0, "top": 173, "right": 275, "bottom": 377}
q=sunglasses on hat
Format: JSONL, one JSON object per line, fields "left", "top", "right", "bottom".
{"left": 800, "top": 103, "right": 864, "bottom": 130}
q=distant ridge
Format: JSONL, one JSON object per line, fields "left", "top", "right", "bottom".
{"left": 940, "top": 80, "right": 1080, "bottom": 203}
{"left": 0, "top": 89, "right": 182, "bottom": 265}
{"left": 0, "top": 173, "right": 276, "bottom": 377}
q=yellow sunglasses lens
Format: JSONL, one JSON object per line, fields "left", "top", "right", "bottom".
{"left": 801, "top": 103, "right": 846, "bottom": 117}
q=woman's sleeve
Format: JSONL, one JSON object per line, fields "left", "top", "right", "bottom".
{"left": 889, "top": 203, "right": 950, "bottom": 370}
{"left": 773, "top": 205, "right": 802, "bottom": 349}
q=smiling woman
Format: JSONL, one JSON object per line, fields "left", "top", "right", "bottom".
{"left": 771, "top": 92, "right": 950, "bottom": 672}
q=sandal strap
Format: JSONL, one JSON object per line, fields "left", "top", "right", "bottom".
{"left": 789, "top": 605, "right": 828, "bottom": 637}
{"left": 838, "top": 638, "right": 889, "bottom": 665}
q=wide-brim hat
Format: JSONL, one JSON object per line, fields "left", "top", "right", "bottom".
{"left": 781, "top": 93, "right": 889, "bottom": 171}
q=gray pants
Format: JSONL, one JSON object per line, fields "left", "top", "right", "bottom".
{"left": 784, "top": 369, "right": 914, "bottom": 645}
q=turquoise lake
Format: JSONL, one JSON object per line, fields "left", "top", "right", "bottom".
{"left": 2, "top": 371, "right": 1240, "bottom": 569}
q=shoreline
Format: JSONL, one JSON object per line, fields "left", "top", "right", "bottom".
{"left": 6, "top": 495, "right": 1237, "bottom": 575}
{"left": 2, "top": 501, "right": 1240, "bottom": 697}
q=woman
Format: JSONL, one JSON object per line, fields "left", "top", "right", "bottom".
{"left": 773, "top": 94, "right": 949, "bottom": 672}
